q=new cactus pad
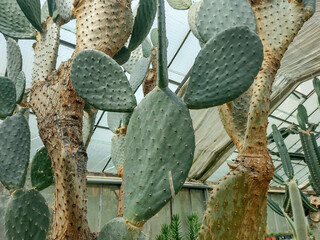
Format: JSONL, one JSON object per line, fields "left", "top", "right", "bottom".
{"left": 0, "top": 77, "right": 16, "bottom": 119}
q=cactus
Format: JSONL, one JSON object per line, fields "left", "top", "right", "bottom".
{"left": 0, "top": 113, "right": 30, "bottom": 190}
{"left": 111, "top": 134, "right": 126, "bottom": 177}
{"left": 98, "top": 218, "right": 147, "bottom": 240}
{"left": 71, "top": 49, "right": 137, "bottom": 112}
{"left": 194, "top": 0, "right": 257, "bottom": 43}
{"left": 5, "top": 188, "right": 50, "bottom": 240}
{"left": 167, "top": 0, "right": 192, "bottom": 10}
{"left": 31, "top": 147, "right": 54, "bottom": 191}
{"left": 184, "top": 26, "right": 263, "bottom": 108}
{"left": 15, "top": 71, "right": 26, "bottom": 104}
{"left": 0, "top": 0, "right": 36, "bottom": 39}
{"left": 6, "top": 38, "right": 22, "bottom": 81}
{"left": 187, "top": 1, "right": 204, "bottom": 45}
{"left": 0, "top": 77, "right": 16, "bottom": 119}
{"left": 55, "top": 0, "right": 73, "bottom": 21}
{"left": 16, "top": 0, "right": 42, "bottom": 31}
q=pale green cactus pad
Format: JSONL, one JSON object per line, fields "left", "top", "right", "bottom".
{"left": 111, "top": 134, "right": 126, "bottom": 175}
{"left": 188, "top": 1, "right": 204, "bottom": 43}
{"left": 31, "top": 147, "right": 54, "bottom": 191}
{"left": 0, "top": 114, "right": 30, "bottom": 190}
{"left": 98, "top": 218, "right": 147, "bottom": 240}
{"left": 196, "top": 0, "right": 256, "bottom": 43}
{"left": 5, "top": 189, "right": 50, "bottom": 240}
{"left": 16, "top": 0, "right": 42, "bottom": 32}
{"left": 0, "top": 0, "right": 36, "bottom": 39}
{"left": 41, "top": 1, "right": 50, "bottom": 23}
{"left": 128, "top": 0, "right": 157, "bottom": 51}
{"left": 123, "top": 87, "right": 195, "bottom": 226}
{"left": 129, "top": 57, "right": 151, "bottom": 93}
{"left": 71, "top": 49, "right": 137, "bottom": 112}
{"left": 107, "top": 112, "right": 131, "bottom": 133}
{"left": 15, "top": 71, "right": 26, "bottom": 104}
{"left": 184, "top": 26, "right": 263, "bottom": 109}
{"left": 150, "top": 28, "right": 168, "bottom": 48}
{"left": 167, "top": 0, "right": 192, "bottom": 10}
{"left": 6, "top": 38, "right": 22, "bottom": 81}
{"left": 55, "top": 0, "right": 74, "bottom": 21}
{"left": 0, "top": 77, "right": 16, "bottom": 119}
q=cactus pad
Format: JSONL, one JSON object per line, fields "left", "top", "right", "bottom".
{"left": 129, "top": 58, "right": 151, "bottom": 93}
{"left": 123, "top": 87, "right": 195, "bottom": 226}
{"left": 47, "top": 0, "right": 56, "bottom": 17}
{"left": 123, "top": 44, "right": 144, "bottom": 74}
{"left": 71, "top": 49, "right": 137, "bottom": 112}
{"left": 0, "top": 0, "right": 36, "bottom": 39}
{"left": 16, "top": 0, "right": 42, "bottom": 31}
{"left": 15, "top": 71, "right": 26, "bottom": 104}
{"left": 0, "top": 77, "right": 16, "bottom": 120}
{"left": 184, "top": 26, "right": 263, "bottom": 109}
{"left": 196, "top": 0, "right": 256, "bottom": 43}
{"left": 167, "top": 0, "right": 192, "bottom": 10}
{"left": 0, "top": 114, "right": 30, "bottom": 190}
{"left": 188, "top": 1, "right": 204, "bottom": 43}
{"left": 108, "top": 112, "right": 131, "bottom": 133}
{"left": 31, "top": 147, "right": 54, "bottom": 191}
{"left": 5, "top": 188, "right": 50, "bottom": 240}
{"left": 98, "top": 218, "right": 147, "bottom": 240}
{"left": 113, "top": 46, "right": 131, "bottom": 65}
{"left": 128, "top": 0, "right": 157, "bottom": 51}
{"left": 6, "top": 38, "right": 22, "bottom": 81}
{"left": 55, "top": 0, "right": 73, "bottom": 21}
{"left": 111, "top": 134, "right": 126, "bottom": 176}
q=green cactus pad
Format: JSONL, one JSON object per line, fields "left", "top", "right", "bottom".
{"left": 129, "top": 58, "right": 151, "bottom": 93}
{"left": 123, "top": 44, "right": 144, "bottom": 74}
{"left": 188, "top": 1, "right": 204, "bottom": 43}
{"left": 31, "top": 147, "right": 54, "bottom": 191}
{"left": 15, "top": 71, "right": 26, "bottom": 104}
{"left": 141, "top": 39, "right": 152, "bottom": 58}
{"left": 98, "top": 218, "right": 147, "bottom": 240}
{"left": 127, "top": 0, "right": 157, "bottom": 51}
{"left": 196, "top": 0, "right": 256, "bottom": 43}
{"left": 48, "top": 0, "right": 56, "bottom": 17}
{"left": 107, "top": 112, "right": 132, "bottom": 133}
{"left": 55, "top": 0, "right": 73, "bottom": 21}
{"left": 167, "top": 0, "right": 192, "bottom": 10}
{"left": 150, "top": 28, "right": 169, "bottom": 48}
{"left": 184, "top": 26, "right": 263, "bottom": 109}
{"left": 0, "top": 77, "right": 16, "bottom": 120}
{"left": 313, "top": 77, "right": 320, "bottom": 97}
{"left": 123, "top": 87, "right": 195, "bottom": 226}
{"left": 0, "top": 0, "right": 36, "bottom": 39}
{"left": 16, "top": 0, "right": 42, "bottom": 32}
{"left": 0, "top": 114, "right": 30, "bottom": 190}
{"left": 111, "top": 135, "right": 126, "bottom": 175}
{"left": 6, "top": 38, "right": 22, "bottom": 81}
{"left": 5, "top": 188, "right": 50, "bottom": 240}
{"left": 113, "top": 46, "right": 131, "bottom": 65}
{"left": 71, "top": 49, "right": 137, "bottom": 112}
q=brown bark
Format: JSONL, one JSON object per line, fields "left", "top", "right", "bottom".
{"left": 117, "top": 182, "right": 124, "bottom": 217}
{"left": 30, "top": 60, "right": 94, "bottom": 240}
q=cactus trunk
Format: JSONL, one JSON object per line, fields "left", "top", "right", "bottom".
{"left": 30, "top": 61, "right": 94, "bottom": 240}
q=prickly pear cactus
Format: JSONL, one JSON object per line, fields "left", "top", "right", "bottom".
{"left": 5, "top": 188, "right": 50, "bottom": 240}
{"left": 70, "top": 49, "right": 137, "bottom": 112}
{"left": 0, "top": 77, "right": 16, "bottom": 120}
{"left": 6, "top": 38, "right": 22, "bottom": 81}
{"left": 0, "top": 113, "right": 30, "bottom": 191}
{"left": 123, "top": 0, "right": 195, "bottom": 227}
{"left": 111, "top": 134, "right": 126, "bottom": 177}
{"left": 98, "top": 218, "right": 147, "bottom": 240}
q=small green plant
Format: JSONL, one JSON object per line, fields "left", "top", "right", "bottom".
{"left": 156, "top": 214, "right": 201, "bottom": 240}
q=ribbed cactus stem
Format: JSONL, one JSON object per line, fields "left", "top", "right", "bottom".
{"left": 288, "top": 180, "right": 308, "bottom": 240}
{"left": 157, "top": 0, "right": 168, "bottom": 89}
